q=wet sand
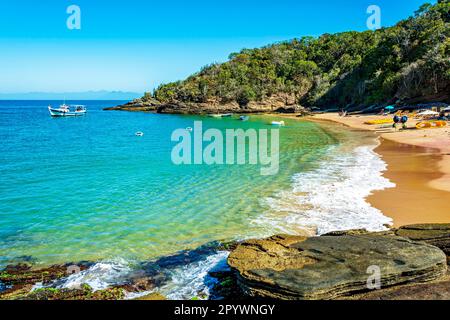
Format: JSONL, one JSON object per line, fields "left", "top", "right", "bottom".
{"left": 300, "top": 113, "right": 450, "bottom": 227}
{"left": 368, "top": 139, "right": 450, "bottom": 227}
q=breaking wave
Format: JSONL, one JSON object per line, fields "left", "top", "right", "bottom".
{"left": 257, "top": 142, "right": 395, "bottom": 235}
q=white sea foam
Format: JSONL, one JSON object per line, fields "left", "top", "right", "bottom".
{"left": 256, "top": 142, "right": 395, "bottom": 235}
{"left": 158, "top": 251, "right": 229, "bottom": 300}
{"left": 58, "top": 258, "right": 133, "bottom": 291}
{"left": 125, "top": 251, "right": 229, "bottom": 300}
{"left": 53, "top": 253, "right": 228, "bottom": 300}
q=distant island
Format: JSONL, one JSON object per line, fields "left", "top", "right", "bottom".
{"left": 107, "top": 1, "right": 449, "bottom": 114}
{"left": 0, "top": 91, "right": 142, "bottom": 101}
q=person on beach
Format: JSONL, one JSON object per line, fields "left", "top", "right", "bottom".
{"left": 393, "top": 115, "right": 400, "bottom": 130}
{"left": 400, "top": 115, "right": 408, "bottom": 129}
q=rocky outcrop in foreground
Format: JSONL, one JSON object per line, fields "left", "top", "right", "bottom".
{"left": 1, "top": 224, "right": 449, "bottom": 300}
{"left": 228, "top": 229, "right": 449, "bottom": 300}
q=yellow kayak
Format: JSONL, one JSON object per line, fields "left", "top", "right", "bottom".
{"left": 364, "top": 119, "right": 393, "bottom": 125}
{"left": 416, "top": 121, "right": 447, "bottom": 129}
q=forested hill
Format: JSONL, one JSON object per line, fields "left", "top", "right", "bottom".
{"left": 145, "top": 1, "right": 449, "bottom": 114}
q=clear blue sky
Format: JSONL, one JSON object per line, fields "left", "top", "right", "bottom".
{"left": 0, "top": 0, "right": 433, "bottom": 95}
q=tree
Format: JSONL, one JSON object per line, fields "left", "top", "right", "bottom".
{"left": 151, "top": 2, "right": 449, "bottom": 110}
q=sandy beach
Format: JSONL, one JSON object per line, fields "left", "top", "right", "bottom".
{"left": 309, "top": 113, "right": 450, "bottom": 227}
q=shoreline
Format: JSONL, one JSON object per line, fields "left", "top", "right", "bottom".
{"left": 304, "top": 113, "right": 450, "bottom": 227}
{"left": 1, "top": 111, "right": 450, "bottom": 300}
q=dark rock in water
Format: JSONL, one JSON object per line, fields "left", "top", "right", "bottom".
{"left": 1, "top": 264, "right": 65, "bottom": 286}
{"left": 395, "top": 224, "right": 450, "bottom": 263}
{"left": 274, "top": 105, "right": 311, "bottom": 115}
{"left": 16, "top": 284, "right": 125, "bottom": 300}
{"left": 216, "top": 240, "right": 241, "bottom": 252}
{"left": 103, "top": 97, "right": 160, "bottom": 111}
{"left": 0, "top": 262, "right": 89, "bottom": 299}
{"left": 207, "top": 270, "right": 244, "bottom": 300}
{"left": 118, "top": 277, "right": 157, "bottom": 293}
{"left": 228, "top": 234, "right": 447, "bottom": 300}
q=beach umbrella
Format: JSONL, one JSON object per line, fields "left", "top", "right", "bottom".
{"left": 385, "top": 106, "right": 395, "bottom": 110}
{"left": 443, "top": 106, "right": 450, "bottom": 112}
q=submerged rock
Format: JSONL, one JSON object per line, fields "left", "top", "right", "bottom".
{"left": 135, "top": 292, "right": 167, "bottom": 300}
{"left": 103, "top": 97, "right": 160, "bottom": 112}
{"left": 228, "top": 233, "right": 447, "bottom": 300}
{"left": 396, "top": 224, "right": 450, "bottom": 263}
{"left": 17, "top": 285, "right": 125, "bottom": 300}
{"left": 208, "top": 270, "right": 243, "bottom": 300}
{"left": 0, "top": 262, "right": 89, "bottom": 299}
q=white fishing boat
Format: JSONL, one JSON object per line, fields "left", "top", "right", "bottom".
{"left": 208, "top": 113, "right": 233, "bottom": 118}
{"left": 48, "top": 104, "right": 87, "bottom": 117}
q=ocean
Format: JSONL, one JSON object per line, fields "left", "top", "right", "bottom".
{"left": 0, "top": 100, "right": 394, "bottom": 298}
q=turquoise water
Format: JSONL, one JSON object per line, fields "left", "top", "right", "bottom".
{"left": 0, "top": 101, "right": 340, "bottom": 268}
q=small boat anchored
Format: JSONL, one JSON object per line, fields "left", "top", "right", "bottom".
{"left": 208, "top": 113, "right": 233, "bottom": 118}
{"left": 48, "top": 104, "right": 87, "bottom": 117}
{"left": 271, "top": 121, "right": 285, "bottom": 126}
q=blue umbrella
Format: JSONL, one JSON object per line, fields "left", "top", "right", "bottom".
{"left": 385, "top": 106, "right": 395, "bottom": 110}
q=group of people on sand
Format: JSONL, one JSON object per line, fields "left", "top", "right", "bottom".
{"left": 393, "top": 115, "right": 408, "bottom": 130}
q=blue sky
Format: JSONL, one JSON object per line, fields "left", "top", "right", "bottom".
{"left": 0, "top": 0, "right": 434, "bottom": 95}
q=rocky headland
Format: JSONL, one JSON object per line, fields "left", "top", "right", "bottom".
{"left": 103, "top": 97, "right": 161, "bottom": 112}
{"left": 104, "top": 93, "right": 311, "bottom": 115}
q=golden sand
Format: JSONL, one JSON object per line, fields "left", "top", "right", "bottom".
{"left": 369, "top": 139, "right": 450, "bottom": 227}
{"left": 309, "top": 113, "right": 450, "bottom": 227}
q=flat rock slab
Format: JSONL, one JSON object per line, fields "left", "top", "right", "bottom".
{"left": 396, "top": 224, "right": 450, "bottom": 261}
{"left": 357, "top": 279, "right": 450, "bottom": 300}
{"left": 228, "top": 234, "right": 447, "bottom": 300}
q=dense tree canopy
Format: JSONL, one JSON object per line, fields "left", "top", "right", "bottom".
{"left": 151, "top": 1, "right": 449, "bottom": 110}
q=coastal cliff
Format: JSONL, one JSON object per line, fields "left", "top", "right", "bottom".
{"left": 104, "top": 92, "right": 308, "bottom": 114}
{"left": 106, "top": 1, "right": 449, "bottom": 115}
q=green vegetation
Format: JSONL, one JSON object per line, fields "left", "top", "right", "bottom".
{"left": 152, "top": 1, "right": 449, "bottom": 110}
